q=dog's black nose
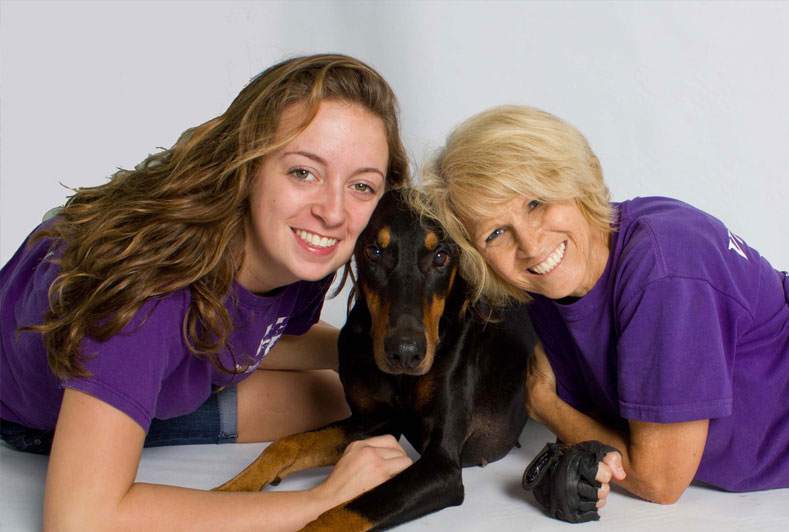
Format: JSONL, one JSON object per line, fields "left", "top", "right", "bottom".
{"left": 384, "top": 335, "right": 425, "bottom": 370}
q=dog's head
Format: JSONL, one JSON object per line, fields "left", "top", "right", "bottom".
{"left": 353, "top": 189, "right": 460, "bottom": 376}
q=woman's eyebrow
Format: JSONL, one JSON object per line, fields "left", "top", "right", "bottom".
{"left": 476, "top": 224, "right": 493, "bottom": 240}
{"left": 283, "top": 150, "right": 385, "bottom": 178}
{"left": 283, "top": 150, "right": 328, "bottom": 165}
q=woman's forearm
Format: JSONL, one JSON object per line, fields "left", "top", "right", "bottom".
{"left": 527, "top": 382, "right": 629, "bottom": 455}
{"left": 262, "top": 322, "right": 340, "bottom": 371}
{"left": 527, "top": 383, "right": 706, "bottom": 504}
{"left": 45, "top": 482, "right": 331, "bottom": 532}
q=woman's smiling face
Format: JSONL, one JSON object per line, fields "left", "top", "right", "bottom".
{"left": 475, "top": 197, "right": 610, "bottom": 300}
{"left": 238, "top": 99, "right": 389, "bottom": 294}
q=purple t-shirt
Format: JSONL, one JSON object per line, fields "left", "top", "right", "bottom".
{"left": 527, "top": 197, "right": 789, "bottom": 492}
{"left": 1, "top": 221, "right": 331, "bottom": 431}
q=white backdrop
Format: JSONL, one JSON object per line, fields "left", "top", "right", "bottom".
{"left": 2, "top": 1, "right": 788, "bottom": 327}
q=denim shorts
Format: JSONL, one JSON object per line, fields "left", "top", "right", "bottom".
{"left": 0, "top": 386, "right": 239, "bottom": 455}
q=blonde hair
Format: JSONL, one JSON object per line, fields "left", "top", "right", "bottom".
{"left": 414, "top": 105, "right": 613, "bottom": 305}
{"left": 28, "top": 53, "right": 409, "bottom": 379}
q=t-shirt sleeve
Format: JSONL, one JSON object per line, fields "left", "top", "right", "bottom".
{"left": 283, "top": 274, "right": 334, "bottom": 336}
{"left": 61, "top": 298, "right": 185, "bottom": 431}
{"left": 616, "top": 276, "right": 747, "bottom": 423}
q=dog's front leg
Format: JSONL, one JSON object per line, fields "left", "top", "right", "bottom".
{"left": 299, "top": 447, "right": 464, "bottom": 532}
{"left": 215, "top": 414, "right": 396, "bottom": 492}
{"left": 214, "top": 425, "right": 348, "bottom": 492}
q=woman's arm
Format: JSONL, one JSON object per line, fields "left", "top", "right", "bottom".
{"left": 526, "top": 344, "right": 708, "bottom": 505}
{"left": 44, "top": 388, "right": 411, "bottom": 532}
{"left": 261, "top": 321, "right": 340, "bottom": 371}
{"left": 235, "top": 321, "right": 349, "bottom": 441}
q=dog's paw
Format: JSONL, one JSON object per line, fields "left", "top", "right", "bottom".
{"left": 213, "top": 471, "right": 272, "bottom": 492}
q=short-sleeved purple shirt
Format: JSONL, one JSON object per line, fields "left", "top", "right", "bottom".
{"left": 527, "top": 197, "right": 789, "bottom": 492}
{"left": 1, "top": 221, "right": 331, "bottom": 431}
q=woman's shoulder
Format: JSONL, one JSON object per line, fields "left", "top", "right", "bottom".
{"left": 1, "top": 219, "right": 64, "bottom": 305}
{"left": 613, "top": 196, "right": 765, "bottom": 303}
{"left": 618, "top": 196, "right": 723, "bottom": 236}
{"left": 617, "top": 196, "right": 740, "bottom": 272}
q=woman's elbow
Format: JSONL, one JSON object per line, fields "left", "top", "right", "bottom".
{"left": 44, "top": 511, "right": 90, "bottom": 532}
{"left": 650, "top": 489, "right": 684, "bottom": 505}
{"left": 637, "top": 477, "right": 688, "bottom": 505}
{"left": 44, "top": 499, "right": 114, "bottom": 532}
{"left": 44, "top": 512, "right": 83, "bottom": 532}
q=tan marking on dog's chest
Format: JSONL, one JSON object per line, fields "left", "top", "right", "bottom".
{"left": 345, "top": 380, "right": 379, "bottom": 414}
{"left": 415, "top": 374, "right": 437, "bottom": 410}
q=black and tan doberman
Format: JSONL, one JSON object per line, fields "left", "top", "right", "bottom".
{"left": 216, "top": 189, "right": 613, "bottom": 529}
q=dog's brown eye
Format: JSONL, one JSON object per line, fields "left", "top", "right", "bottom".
{"left": 432, "top": 251, "right": 449, "bottom": 268}
{"left": 365, "top": 245, "right": 381, "bottom": 263}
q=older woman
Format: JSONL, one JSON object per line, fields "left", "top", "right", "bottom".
{"left": 417, "top": 105, "right": 789, "bottom": 504}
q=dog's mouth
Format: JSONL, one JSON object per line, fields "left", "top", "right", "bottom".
{"left": 376, "top": 353, "right": 433, "bottom": 376}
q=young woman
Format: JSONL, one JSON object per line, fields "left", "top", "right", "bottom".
{"left": 416, "top": 105, "right": 789, "bottom": 505}
{"left": 0, "top": 54, "right": 413, "bottom": 530}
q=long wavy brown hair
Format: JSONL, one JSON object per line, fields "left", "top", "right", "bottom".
{"left": 27, "top": 53, "right": 410, "bottom": 379}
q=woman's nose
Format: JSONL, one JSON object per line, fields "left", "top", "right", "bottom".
{"left": 513, "top": 225, "right": 540, "bottom": 259}
{"left": 311, "top": 184, "right": 346, "bottom": 227}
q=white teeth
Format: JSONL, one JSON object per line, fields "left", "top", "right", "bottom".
{"left": 296, "top": 229, "right": 337, "bottom": 248}
{"left": 529, "top": 242, "right": 566, "bottom": 275}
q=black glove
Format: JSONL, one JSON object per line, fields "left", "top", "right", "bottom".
{"left": 522, "top": 441, "right": 621, "bottom": 523}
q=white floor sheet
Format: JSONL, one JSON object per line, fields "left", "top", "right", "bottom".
{"left": 2, "top": 421, "right": 785, "bottom": 531}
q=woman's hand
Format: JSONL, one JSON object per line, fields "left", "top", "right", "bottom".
{"left": 595, "top": 451, "right": 627, "bottom": 508}
{"left": 313, "top": 434, "right": 413, "bottom": 507}
{"left": 524, "top": 343, "right": 557, "bottom": 422}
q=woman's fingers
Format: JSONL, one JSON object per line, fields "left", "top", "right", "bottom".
{"left": 318, "top": 435, "right": 413, "bottom": 506}
{"left": 344, "top": 434, "right": 404, "bottom": 454}
{"left": 601, "top": 450, "right": 626, "bottom": 481}
{"left": 595, "top": 451, "right": 625, "bottom": 508}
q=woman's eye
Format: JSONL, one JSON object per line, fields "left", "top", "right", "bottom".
{"left": 432, "top": 251, "right": 449, "bottom": 268}
{"left": 527, "top": 199, "right": 542, "bottom": 211}
{"left": 352, "top": 182, "right": 376, "bottom": 194}
{"left": 485, "top": 228, "right": 504, "bottom": 243}
{"left": 290, "top": 168, "right": 315, "bottom": 181}
{"left": 364, "top": 245, "right": 381, "bottom": 263}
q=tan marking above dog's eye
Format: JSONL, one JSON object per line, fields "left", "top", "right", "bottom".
{"left": 424, "top": 231, "right": 439, "bottom": 250}
{"left": 378, "top": 227, "right": 391, "bottom": 248}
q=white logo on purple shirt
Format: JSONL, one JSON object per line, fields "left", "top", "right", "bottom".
{"left": 255, "top": 317, "right": 288, "bottom": 358}
{"left": 727, "top": 231, "right": 748, "bottom": 260}
{"left": 235, "top": 317, "right": 289, "bottom": 373}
